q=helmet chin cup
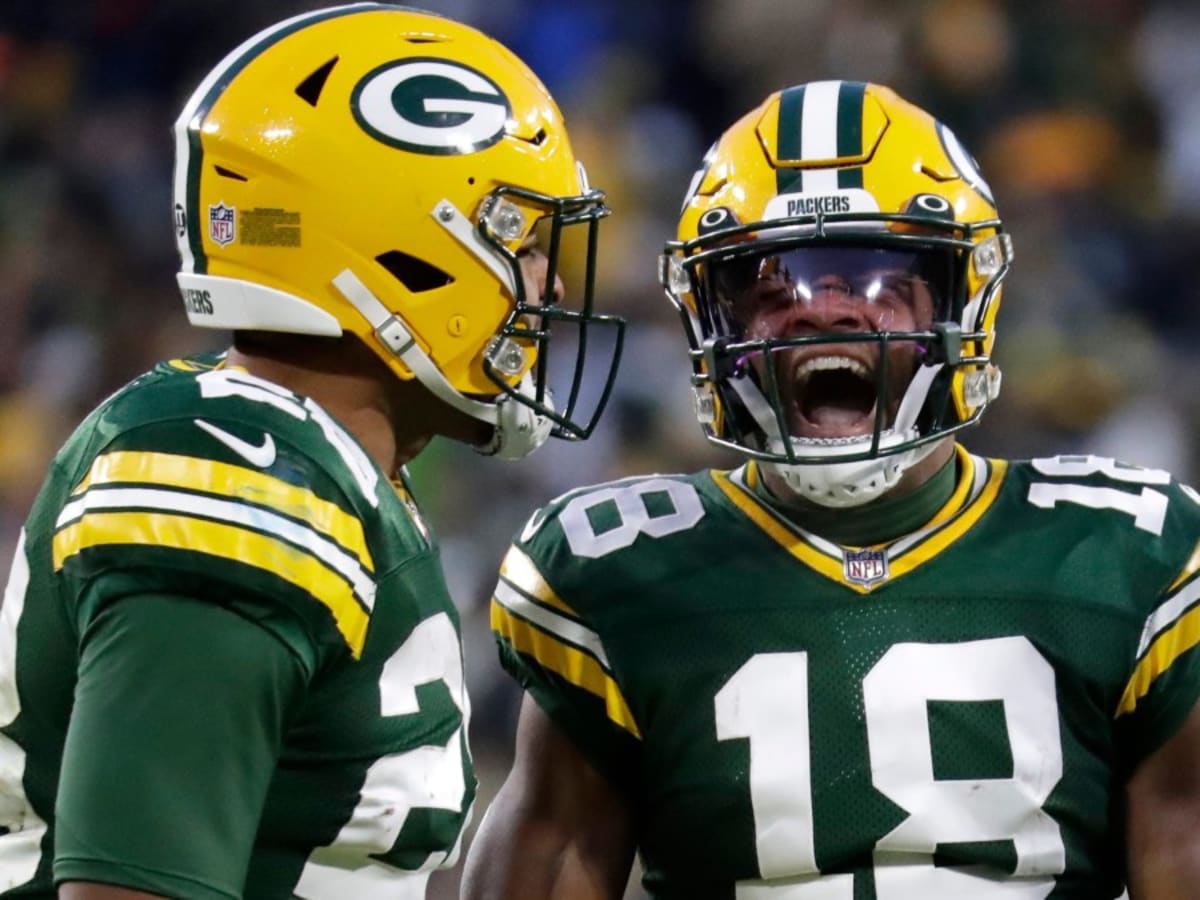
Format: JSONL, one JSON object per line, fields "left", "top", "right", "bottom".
{"left": 475, "top": 374, "right": 554, "bottom": 460}
{"left": 764, "top": 430, "right": 938, "bottom": 508}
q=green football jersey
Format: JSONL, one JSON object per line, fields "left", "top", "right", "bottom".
{"left": 492, "top": 446, "right": 1200, "bottom": 899}
{"left": 0, "top": 355, "right": 475, "bottom": 899}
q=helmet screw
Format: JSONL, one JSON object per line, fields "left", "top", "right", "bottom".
{"left": 487, "top": 336, "right": 527, "bottom": 376}
{"left": 484, "top": 199, "right": 527, "bottom": 241}
{"left": 448, "top": 315, "right": 468, "bottom": 336}
{"left": 436, "top": 203, "right": 456, "bottom": 223}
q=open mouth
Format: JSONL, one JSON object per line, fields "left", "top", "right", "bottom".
{"left": 792, "top": 355, "right": 879, "bottom": 437}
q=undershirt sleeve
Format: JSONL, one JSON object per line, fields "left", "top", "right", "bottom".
{"left": 54, "top": 592, "right": 310, "bottom": 899}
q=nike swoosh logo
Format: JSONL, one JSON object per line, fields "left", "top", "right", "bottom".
{"left": 519, "top": 507, "right": 550, "bottom": 543}
{"left": 194, "top": 419, "right": 277, "bottom": 468}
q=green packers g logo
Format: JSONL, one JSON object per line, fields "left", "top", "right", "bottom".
{"left": 351, "top": 57, "right": 512, "bottom": 155}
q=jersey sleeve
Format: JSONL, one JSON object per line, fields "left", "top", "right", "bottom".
{"left": 490, "top": 512, "right": 642, "bottom": 789}
{"left": 51, "top": 416, "right": 379, "bottom": 667}
{"left": 54, "top": 590, "right": 307, "bottom": 898}
{"left": 1113, "top": 479, "right": 1200, "bottom": 770}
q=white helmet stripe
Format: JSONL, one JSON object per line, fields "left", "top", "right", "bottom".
{"left": 799, "top": 80, "right": 842, "bottom": 193}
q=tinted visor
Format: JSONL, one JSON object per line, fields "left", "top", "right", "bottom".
{"left": 706, "top": 245, "right": 954, "bottom": 339}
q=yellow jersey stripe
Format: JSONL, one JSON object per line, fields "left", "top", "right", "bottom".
{"left": 491, "top": 600, "right": 640, "bottom": 738}
{"left": 884, "top": 459, "right": 1008, "bottom": 579}
{"left": 71, "top": 450, "right": 371, "bottom": 571}
{"left": 55, "top": 486, "right": 376, "bottom": 606}
{"left": 1134, "top": 574, "right": 1200, "bottom": 659}
{"left": 494, "top": 579, "right": 610, "bottom": 669}
{"left": 1117, "top": 604, "right": 1200, "bottom": 716}
{"left": 744, "top": 449, "right": 978, "bottom": 548}
{"left": 711, "top": 468, "right": 852, "bottom": 588}
{"left": 166, "top": 357, "right": 223, "bottom": 372}
{"left": 499, "top": 545, "right": 579, "bottom": 618}
{"left": 53, "top": 511, "right": 369, "bottom": 657}
{"left": 917, "top": 445, "right": 976, "bottom": 532}
{"left": 1168, "top": 538, "right": 1200, "bottom": 594}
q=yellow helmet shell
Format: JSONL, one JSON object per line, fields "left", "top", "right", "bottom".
{"left": 174, "top": 5, "right": 590, "bottom": 399}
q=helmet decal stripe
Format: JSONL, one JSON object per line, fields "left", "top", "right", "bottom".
{"left": 835, "top": 81, "right": 866, "bottom": 188}
{"left": 837, "top": 166, "right": 864, "bottom": 189}
{"left": 798, "top": 80, "right": 841, "bottom": 194}
{"left": 173, "top": 3, "right": 390, "bottom": 274}
{"left": 835, "top": 81, "right": 865, "bottom": 158}
{"left": 775, "top": 81, "right": 871, "bottom": 194}
{"left": 800, "top": 81, "right": 841, "bottom": 161}
{"left": 775, "top": 84, "right": 806, "bottom": 193}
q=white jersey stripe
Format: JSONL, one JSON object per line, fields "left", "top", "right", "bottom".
{"left": 56, "top": 487, "right": 376, "bottom": 610}
{"left": 493, "top": 579, "right": 611, "bottom": 670}
{"left": 1137, "top": 575, "right": 1200, "bottom": 659}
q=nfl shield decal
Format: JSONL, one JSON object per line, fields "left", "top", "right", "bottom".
{"left": 209, "top": 201, "right": 236, "bottom": 246}
{"left": 843, "top": 548, "right": 889, "bottom": 587}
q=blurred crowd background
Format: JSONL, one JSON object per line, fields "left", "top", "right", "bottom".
{"left": 2, "top": 0, "right": 1199, "bottom": 894}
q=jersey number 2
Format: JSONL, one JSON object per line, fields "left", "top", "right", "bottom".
{"left": 715, "top": 637, "right": 1066, "bottom": 898}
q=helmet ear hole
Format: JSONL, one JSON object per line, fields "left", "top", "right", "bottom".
{"left": 295, "top": 57, "right": 339, "bottom": 107}
{"left": 375, "top": 250, "right": 454, "bottom": 293}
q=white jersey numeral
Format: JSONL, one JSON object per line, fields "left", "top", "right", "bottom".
{"left": 1027, "top": 455, "right": 1171, "bottom": 535}
{"left": 716, "top": 637, "right": 1065, "bottom": 898}
{"left": 296, "top": 613, "right": 471, "bottom": 898}
{"left": 559, "top": 479, "right": 705, "bottom": 559}
{"left": 0, "top": 531, "right": 47, "bottom": 890}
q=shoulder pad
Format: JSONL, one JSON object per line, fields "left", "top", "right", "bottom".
{"left": 53, "top": 366, "right": 392, "bottom": 658}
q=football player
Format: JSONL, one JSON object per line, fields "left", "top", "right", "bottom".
{"left": 463, "top": 81, "right": 1200, "bottom": 899}
{"left": 0, "top": 5, "right": 623, "bottom": 899}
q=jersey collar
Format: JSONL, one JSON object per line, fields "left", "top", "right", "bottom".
{"left": 711, "top": 445, "right": 1008, "bottom": 593}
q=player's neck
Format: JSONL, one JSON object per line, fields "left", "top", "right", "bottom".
{"left": 225, "top": 334, "right": 493, "bottom": 474}
{"left": 756, "top": 442, "right": 960, "bottom": 546}
{"left": 225, "top": 335, "right": 414, "bottom": 475}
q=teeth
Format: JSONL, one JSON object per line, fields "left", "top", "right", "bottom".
{"left": 795, "top": 356, "right": 870, "bottom": 382}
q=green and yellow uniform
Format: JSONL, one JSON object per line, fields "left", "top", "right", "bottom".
{"left": 492, "top": 446, "right": 1200, "bottom": 898}
{"left": 0, "top": 354, "right": 474, "bottom": 899}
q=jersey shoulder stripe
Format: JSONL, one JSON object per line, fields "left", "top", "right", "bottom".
{"left": 492, "top": 546, "right": 639, "bottom": 737}
{"left": 68, "top": 450, "right": 370, "bottom": 569}
{"left": 1119, "top": 564, "right": 1200, "bottom": 715}
{"left": 46, "top": 360, "right": 399, "bottom": 658}
{"left": 54, "top": 449, "right": 376, "bottom": 656}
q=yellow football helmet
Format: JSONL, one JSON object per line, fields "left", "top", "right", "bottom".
{"left": 660, "top": 80, "right": 1011, "bottom": 506}
{"left": 173, "top": 3, "right": 623, "bottom": 457}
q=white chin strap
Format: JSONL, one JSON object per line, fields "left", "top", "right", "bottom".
{"left": 331, "top": 268, "right": 553, "bottom": 461}
{"left": 764, "top": 431, "right": 941, "bottom": 508}
{"left": 472, "top": 381, "right": 555, "bottom": 460}
{"left": 740, "top": 362, "right": 944, "bottom": 509}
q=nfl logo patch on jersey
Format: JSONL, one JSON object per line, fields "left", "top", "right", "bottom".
{"left": 843, "top": 548, "right": 889, "bottom": 587}
{"left": 209, "top": 202, "right": 236, "bottom": 246}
